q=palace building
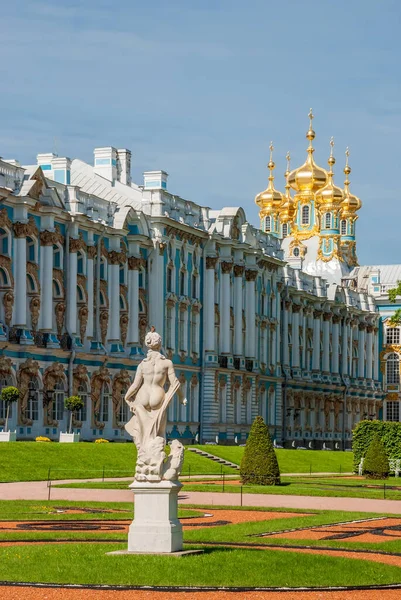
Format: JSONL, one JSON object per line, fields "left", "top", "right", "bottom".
{"left": 0, "top": 111, "right": 384, "bottom": 446}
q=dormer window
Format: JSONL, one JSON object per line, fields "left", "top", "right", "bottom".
{"left": 301, "top": 205, "right": 310, "bottom": 226}
{"left": 265, "top": 216, "right": 271, "bottom": 232}
{"left": 340, "top": 219, "right": 347, "bottom": 235}
{"left": 325, "top": 213, "right": 331, "bottom": 229}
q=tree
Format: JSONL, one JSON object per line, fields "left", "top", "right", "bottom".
{"left": 240, "top": 416, "right": 281, "bottom": 485}
{"left": 64, "top": 395, "right": 84, "bottom": 434}
{"left": 363, "top": 435, "right": 389, "bottom": 480}
{"left": 388, "top": 282, "right": 401, "bottom": 326}
{"left": 0, "top": 386, "right": 19, "bottom": 433}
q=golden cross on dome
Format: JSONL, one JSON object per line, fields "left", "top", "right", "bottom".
{"left": 345, "top": 146, "right": 350, "bottom": 166}
{"left": 330, "top": 136, "right": 334, "bottom": 156}
{"left": 286, "top": 151, "right": 291, "bottom": 170}
{"left": 308, "top": 108, "right": 314, "bottom": 127}
{"left": 269, "top": 141, "right": 274, "bottom": 161}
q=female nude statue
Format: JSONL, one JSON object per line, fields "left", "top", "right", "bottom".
{"left": 124, "top": 331, "right": 187, "bottom": 480}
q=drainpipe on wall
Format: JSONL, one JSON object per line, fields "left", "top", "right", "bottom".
{"left": 341, "top": 374, "right": 349, "bottom": 451}
{"left": 282, "top": 369, "right": 288, "bottom": 448}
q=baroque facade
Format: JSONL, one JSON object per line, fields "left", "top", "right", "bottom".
{"left": 0, "top": 113, "right": 383, "bottom": 446}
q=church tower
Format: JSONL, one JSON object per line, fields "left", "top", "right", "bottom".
{"left": 255, "top": 110, "right": 362, "bottom": 284}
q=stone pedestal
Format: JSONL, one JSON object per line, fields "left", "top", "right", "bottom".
{"left": 0, "top": 431, "right": 16, "bottom": 442}
{"left": 128, "top": 480, "right": 183, "bottom": 553}
{"left": 59, "top": 432, "right": 80, "bottom": 443}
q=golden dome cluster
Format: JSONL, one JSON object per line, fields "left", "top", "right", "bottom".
{"left": 255, "top": 110, "right": 362, "bottom": 233}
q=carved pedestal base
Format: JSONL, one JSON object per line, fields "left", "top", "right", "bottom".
{"left": 0, "top": 431, "right": 16, "bottom": 442}
{"left": 127, "top": 480, "right": 183, "bottom": 553}
{"left": 59, "top": 432, "right": 80, "bottom": 443}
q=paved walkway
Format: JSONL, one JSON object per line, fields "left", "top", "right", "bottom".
{"left": 0, "top": 479, "right": 401, "bottom": 513}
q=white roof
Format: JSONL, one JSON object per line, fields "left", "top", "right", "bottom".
{"left": 350, "top": 265, "right": 401, "bottom": 287}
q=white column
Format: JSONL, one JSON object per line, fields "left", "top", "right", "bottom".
{"left": 39, "top": 237, "right": 53, "bottom": 331}
{"left": 358, "top": 322, "right": 366, "bottom": 378}
{"left": 373, "top": 327, "right": 379, "bottom": 381}
{"left": 291, "top": 304, "right": 300, "bottom": 368}
{"left": 282, "top": 301, "right": 290, "bottom": 366}
{"left": 366, "top": 325, "right": 373, "bottom": 380}
{"left": 220, "top": 261, "right": 232, "bottom": 354}
{"left": 148, "top": 241, "right": 164, "bottom": 335}
{"left": 322, "top": 313, "right": 331, "bottom": 373}
{"left": 312, "top": 310, "right": 321, "bottom": 371}
{"left": 341, "top": 318, "right": 349, "bottom": 375}
{"left": 86, "top": 246, "right": 95, "bottom": 339}
{"left": 108, "top": 253, "right": 121, "bottom": 343}
{"left": 67, "top": 240, "right": 78, "bottom": 336}
{"left": 127, "top": 257, "right": 140, "bottom": 346}
{"left": 233, "top": 265, "right": 244, "bottom": 356}
{"left": 205, "top": 257, "right": 217, "bottom": 352}
{"left": 13, "top": 232, "right": 27, "bottom": 328}
{"left": 302, "top": 311, "right": 307, "bottom": 369}
{"left": 245, "top": 269, "right": 257, "bottom": 358}
{"left": 332, "top": 316, "right": 340, "bottom": 374}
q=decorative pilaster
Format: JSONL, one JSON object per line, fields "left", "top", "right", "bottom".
{"left": 108, "top": 249, "right": 125, "bottom": 354}
{"left": 245, "top": 269, "right": 257, "bottom": 361}
{"left": 233, "top": 265, "right": 244, "bottom": 358}
{"left": 358, "top": 321, "right": 366, "bottom": 379}
{"left": 86, "top": 245, "right": 96, "bottom": 342}
{"left": 39, "top": 230, "right": 59, "bottom": 347}
{"left": 128, "top": 256, "right": 142, "bottom": 356}
{"left": 331, "top": 314, "right": 341, "bottom": 381}
{"left": 220, "top": 261, "right": 232, "bottom": 355}
{"left": 322, "top": 312, "right": 331, "bottom": 378}
{"left": 342, "top": 318, "right": 349, "bottom": 376}
{"left": 13, "top": 222, "right": 32, "bottom": 344}
{"left": 68, "top": 237, "right": 80, "bottom": 347}
{"left": 312, "top": 310, "right": 322, "bottom": 376}
{"left": 205, "top": 257, "right": 218, "bottom": 359}
{"left": 373, "top": 326, "right": 379, "bottom": 381}
{"left": 291, "top": 303, "right": 301, "bottom": 377}
{"left": 366, "top": 324, "right": 373, "bottom": 380}
{"left": 282, "top": 300, "right": 291, "bottom": 367}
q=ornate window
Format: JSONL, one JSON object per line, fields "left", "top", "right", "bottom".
{"left": 265, "top": 216, "right": 271, "bottom": 232}
{"left": 119, "top": 264, "right": 126, "bottom": 285}
{"left": 0, "top": 228, "right": 10, "bottom": 256}
{"left": 27, "top": 378, "right": 40, "bottom": 421}
{"left": 100, "top": 257, "right": 107, "bottom": 280}
{"left": 191, "top": 274, "right": 197, "bottom": 299}
{"left": 77, "top": 384, "right": 88, "bottom": 422}
{"left": 219, "top": 381, "right": 227, "bottom": 423}
{"left": 166, "top": 304, "right": 174, "bottom": 349}
{"left": 77, "top": 251, "right": 85, "bottom": 276}
{"left": 293, "top": 247, "right": 300, "bottom": 258}
{"left": 190, "top": 310, "right": 197, "bottom": 354}
{"left": 325, "top": 213, "right": 331, "bottom": 229}
{"left": 26, "top": 236, "right": 37, "bottom": 262}
{"left": 100, "top": 383, "right": 110, "bottom": 422}
{"left": 386, "top": 327, "right": 400, "bottom": 345}
{"left": 340, "top": 219, "right": 347, "bottom": 235}
{"left": 301, "top": 205, "right": 310, "bottom": 226}
{"left": 0, "top": 267, "right": 11, "bottom": 287}
{"left": 179, "top": 271, "right": 185, "bottom": 296}
{"left": 167, "top": 266, "right": 173, "bottom": 293}
{"left": 118, "top": 387, "right": 129, "bottom": 423}
{"left": 386, "top": 401, "right": 400, "bottom": 422}
{"left": 52, "top": 381, "right": 65, "bottom": 421}
{"left": 386, "top": 353, "right": 400, "bottom": 385}
{"left": 0, "top": 375, "right": 13, "bottom": 420}
{"left": 53, "top": 244, "right": 63, "bottom": 269}
{"left": 179, "top": 309, "right": 186, "bottom": 352}
{"left": 282, "top": 223, "right": 288, "bottom": 237}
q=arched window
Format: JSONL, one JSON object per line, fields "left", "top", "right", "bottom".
{"left": 0, "top": 228, "right": 10, "bottom": 256}
{"left": 325, "top": 213, "right": 331, "bottom": 229}
{"left": 167, "top": 266, "right": 173, "bottom": 293}
{"left": 53, "top": 280, "right": 62, "bottom": 299}
{"left": 27, "top": 274, "right": 37, "bottom": 293}
{"left": 0, "top": 267, "right": 10, "bottom": 287}
{"left": 282, "top": 223, "right": 288, "bottom": 237}
{"left": 387, "top": 353, "right": 400, "bottom": 385}
{"left": 52, "top": 381, "right": 65, "bottom": 421}
{"left": 118, "top": 387, "right": 129, "bottom": 423}
{"left": 340, "top": 220, "right": 347, "bottom": 235}
{"left": 119, "top": 295, "right": 125, "bottom": 310}
{"left": 77, "top": 384, "right": 88, "bottom": 422}
{"left": 293, "top": 247, "right": 300, "bottom": 258}
{"left": 191, "top": 274, "right": 197, "bottom": 299}
{"left": 179, "top": 271, "right": 185, "bottom": 296}
{"left": 180, "top": 246, "right": 185, "bottom": 265}
{"left": 26, "top": 237, "right": 37, "bottom": 262}
{"left": 27, "top": 378, "right": 40, "bottom": 421}
{"left": 77, "top": 286, "right": 84, "bottom": 302}
{"left": 0, "top": 375, "right": 13, "bottom": 420}
{"left": 166, "top": 304, "right": 174, "bottom": 349}
{"left": 301, "top": 205, "right": 310, "bottom": 225}
{"left": 265, "top": 216, "right": 271, "bottom": 232}
{"left": 100, "top": 383, "right": 110, "bottom": 422}
{"left": 100, "top": 257, "right": 107, "bottom": 280}
{"left": 99, "top": 292, "right": 107, "bottom": 308}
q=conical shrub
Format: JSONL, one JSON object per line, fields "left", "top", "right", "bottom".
{"left": 240, "top": 416, "right": 281, "bottom": 485}
{"left": 363, "top": 435, "right": 389, "bottom": 480}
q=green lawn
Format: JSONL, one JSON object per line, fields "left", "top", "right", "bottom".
{"left": 1, "top": 542, "right": 400, "bottom": 587}
{"left": 192, "top": 445, "right": 354, "bottom": 473}
{"left": 0, "top": 442, "right": 236, "bottom": 483}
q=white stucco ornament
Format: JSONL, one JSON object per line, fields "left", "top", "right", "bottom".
{"left": 124, "top": 330, "right": 187, "bottom": 482}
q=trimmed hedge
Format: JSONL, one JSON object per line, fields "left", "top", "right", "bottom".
{"left": 240, "top": 416, "right": 281, "bottom": 485}
{"left": 363, "top": 435, "right": 389, "bottom": 479}
{"left": 352, "top": 420, "right": 401, "bottom": 471}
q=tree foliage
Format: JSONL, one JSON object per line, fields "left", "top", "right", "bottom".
{"left": 64, "top": 395, "right": 84, "bottom": 412}
{"left": 388, "top": 281, "right": 401, "bottom": 326}
{"left": 363, "top": 435, "right": 390, "bottom": 479}
{"left": 352, "top": 420, "right": 401, "bottom": 471}
{"left": 240, "top": 416, "right": 281, "bottom": 485}
{"left": 0, "top": 386, "right": 19, "bottom": 404}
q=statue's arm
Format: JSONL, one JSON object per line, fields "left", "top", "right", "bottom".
{"left": 125, "top": 365, "right": 143, "bottom": 408}
{"left": 167, "top": 362, "right": 187, "bottom": 405}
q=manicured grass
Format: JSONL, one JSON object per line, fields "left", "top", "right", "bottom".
{"left": 193, "top": 445, "right": 354, "bottom": 473}
{"left": 1, "top": 542, "right": 401, "bottom": 587}
{"left": 0, "top": 442, "right": 236, "bottom": 483}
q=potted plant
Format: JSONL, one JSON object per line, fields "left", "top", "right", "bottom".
{"left": 59, "top": 395, "right": 84, "bottom": 443}
{"left": 0, "top": 386, "right": 19, "bottom": 442}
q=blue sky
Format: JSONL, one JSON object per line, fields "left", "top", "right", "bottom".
{"left": 1, "top": 0, "right": 400, "bottom": 264}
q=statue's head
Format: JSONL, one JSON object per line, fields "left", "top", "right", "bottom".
{"left": 145, "top": 331, "right": 162, "bottom": 351}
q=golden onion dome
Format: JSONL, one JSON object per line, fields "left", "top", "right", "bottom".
{"left": 255, "top": 142, "right": 284, "bottom": 212}
{"left": 340, "top": 148, "right": 361, "bottom": 215}
{"left": 288, "top": 109, "right": 328, "bottom": 193}
{"left": 280, "top": 152, "right": 296, "bottom": 223}
{"left": 315, "top": 138, "right": 344, "bottom": 209}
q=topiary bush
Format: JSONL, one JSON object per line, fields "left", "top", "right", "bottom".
{"left": 363, "top": 435, "right": 390, "bottom": 479}
{"left": 352, "top": 420, "right": 401, "bottom": 472}
{"left": 240, "top": 416, "right": 281, "bottom": 485}
{"left": 0, "top": 386, "right": 19, "bottom": 432}
{"left": 64, "top": 395, "right": 84, "bottom": 433}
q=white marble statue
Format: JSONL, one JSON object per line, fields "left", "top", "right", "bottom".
{"left": 124, "top": 330, "right": 187, "bottom": 482}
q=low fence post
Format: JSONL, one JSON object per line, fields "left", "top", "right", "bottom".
{"left": 310, "top": 464, "right": 312, "bottom": 477}
{"left": 47, "top": 479, "right": 51, "bottom": 502}
{"left": 240, "top": 485, "right": 243, "bottom": 507}
{"left": 102, "top": 466, "right": 105, "bottom": 482}
{"left": 222, "top": 473, "right": 225, "bottom": 493}
{"left": 340, "top": 464, "right": 342, "bottom": 475}
{"left": 188, "top": 465, "right": 191, "bottom": 481}
{"left": 384, "top": 483, "right": 386, "bottom": 500}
